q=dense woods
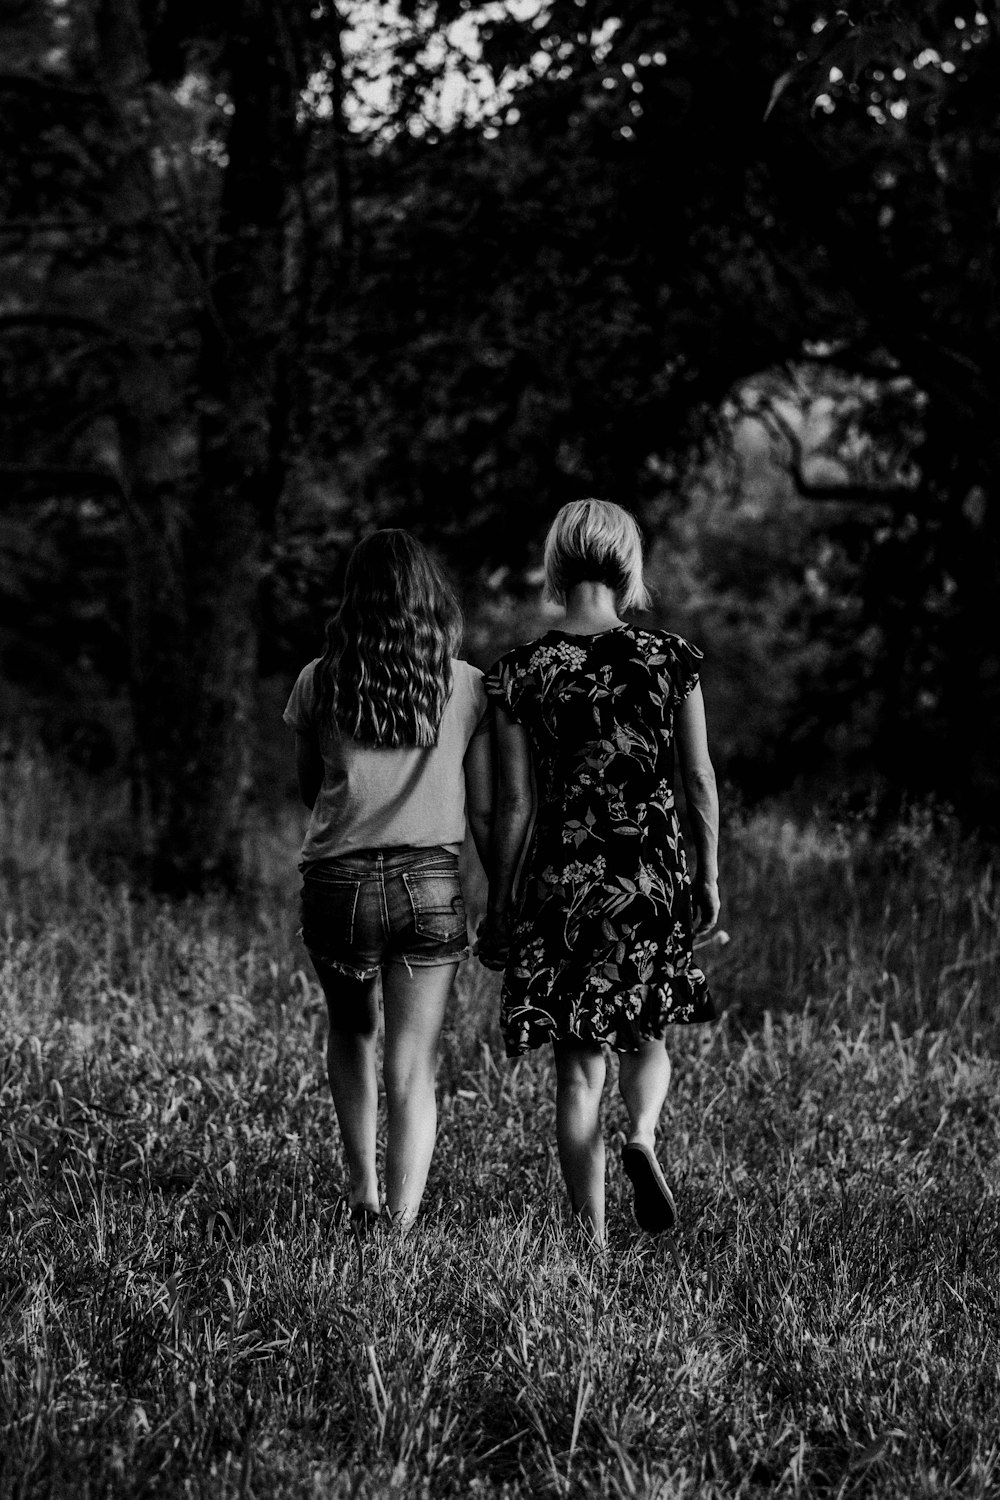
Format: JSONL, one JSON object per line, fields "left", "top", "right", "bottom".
{"left": 2, "top": 0, "right": 998, "bottom": 886}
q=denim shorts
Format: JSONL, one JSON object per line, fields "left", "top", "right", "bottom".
{"left": 300, "top": 846, "right": 468, "bottom": 981}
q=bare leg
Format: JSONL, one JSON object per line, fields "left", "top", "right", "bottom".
{"left": 312, "top": 961, "right": 381, "bottom": 1213}
{"left": 381, "top": 961, "right": 457, "bottom": 1229}
{"left": 618, "top": 1036, "right": 672, "bottom": 1148}
{"left": 618, "top": 1036, "right": 676, "bottom": 1232}
{"left": 553, "top": 1039, "right": 607, "bottom": 1244}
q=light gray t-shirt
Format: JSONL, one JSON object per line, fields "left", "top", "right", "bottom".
{"left": 283, "top": 657, "right": 488, "bottom": 867}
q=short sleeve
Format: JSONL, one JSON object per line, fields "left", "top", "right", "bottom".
{"left": 484, "top": 652, "right": 527, "bottom": 725}
{"left": 669, "top": 636, "right": 703, "bottom": 702}
{"left": 283, "top": 659, "right": 320, "bottom": 733}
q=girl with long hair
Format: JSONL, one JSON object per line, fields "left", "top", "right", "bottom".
{"left": 285, "top": 530, "right": 492, "bottom": 1233}
{"left": 479, "top": 499, "right": 719, "bottom": 1246}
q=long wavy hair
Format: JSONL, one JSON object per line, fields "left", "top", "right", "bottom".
{"left": 316, "top": 530, "right": 462, "bottom": 748}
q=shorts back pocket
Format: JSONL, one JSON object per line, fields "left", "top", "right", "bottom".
{"left": 402, "top": 871, "right": 467, "bottom": 943}
{"left": 301, "top": 878, "right": 360, "bottom": 954}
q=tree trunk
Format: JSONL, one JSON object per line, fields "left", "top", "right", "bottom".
{"left": 90, "top": 4, "right": 304, "bottom": 891}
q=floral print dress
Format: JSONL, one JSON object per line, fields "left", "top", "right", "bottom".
{"left": 485, "top": 625, "right": 715, "bottom": 1056}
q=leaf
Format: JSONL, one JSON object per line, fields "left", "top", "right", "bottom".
{"left": 765, "top": 11, "right": 857, "bottom": 120}
{"left": 764, "top": 68, "right": 796, "bottom": 122}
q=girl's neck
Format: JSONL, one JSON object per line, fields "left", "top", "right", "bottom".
{"left": 558, "top": 582, "right": 623, "bottom": 636}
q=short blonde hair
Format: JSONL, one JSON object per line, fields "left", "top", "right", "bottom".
{"left": 543, "top": 499, "right": 651, "bottom": 612}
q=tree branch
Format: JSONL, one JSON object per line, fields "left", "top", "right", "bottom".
{"left": 766, "top": 125, "right": 997, "bottom": 432}
{"left": 755, "top": 400, "right": 921, "bottom": 511}
{"left": 786, "top": 470, "right": 919, "bottom": 508}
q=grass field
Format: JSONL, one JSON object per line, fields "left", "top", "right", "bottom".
{"left": 2, "top": 747, "right": 999, "bottom": 1498}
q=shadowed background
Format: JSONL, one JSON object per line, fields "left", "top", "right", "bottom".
{"left": 1, "top": 0, "right": 998, "bottom": 891}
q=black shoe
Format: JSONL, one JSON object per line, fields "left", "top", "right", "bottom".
{"left": 621, "top": 1142, "right": 677, "bottom": 1233}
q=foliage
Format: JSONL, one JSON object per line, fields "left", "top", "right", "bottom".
{"left": 2, "top": 751, "right": 1000, "bottom": 1496}
{"left": 0, "top": 495, "right": 129, "bottom": 768}
{"left": 300, "top": 0, "right": 1000, "bottom": 819}
{"left": 645, "top": 471, "right": 866, "bottom": 792}
{"left": 3, "top": 0, "right": 1000, "bottom": 861}
{"left": 0, "top": 0, "right": 331, "bottom": 885}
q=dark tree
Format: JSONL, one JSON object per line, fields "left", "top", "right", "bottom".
{"left": 0, "top": 0, "right": 323, "bottom": 887}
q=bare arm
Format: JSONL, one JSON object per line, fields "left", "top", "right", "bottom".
{"left": 463, "top": 724, "right": 494, "bottom": 873}
{"left": 489, "top": 706, "right": 534, "bottom": 918}
{"left": 675, "top": 683, "right": 720, "bottom": 933}
{"left": 294, "top": 730, "right": 323, "bottom": 810}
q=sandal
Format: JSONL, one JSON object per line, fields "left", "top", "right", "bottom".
{"left": 621, "top": 1141, "right": 677, "bottom": 1233}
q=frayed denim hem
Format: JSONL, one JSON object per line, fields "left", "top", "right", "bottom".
{"left": 384, "top": 946, "right": 470, "bottom": 972}
{"left": 308, "top": 946, "right": 469, "bottom": 982}
{"left": 307, "top": 949, "right": 382, "bottom": 983}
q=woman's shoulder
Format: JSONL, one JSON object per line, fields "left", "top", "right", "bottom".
{"left": 293, "top": 656, "right": 325, "bottom": 701}
{"left": 283, "top": 657, "right": 323, "bottom": 729}
{"left": 622, "top": 627, "right": 703, "bottom": 701}
{"left": 451, "top": 657, "right": 487, "bottom": 705}
{"left": 449, "top": 659, "right": 492, "bottom": 741}
{"left": 625, "top": 626, "right": 703, "bottom": 661}
{"left": 482, "top": 636, "right": 557, "bottom": 720}
{"left": 485, "top": 634, "right": 543, "bottom": 675}
{"left": 452, "top": 656, "right": 483, "bottom": 679}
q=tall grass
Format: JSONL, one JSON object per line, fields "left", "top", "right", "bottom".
{"left": 720, "top": 802, "right": 999, "bottom": 1039}
{"left": 2, "top": 748, "right": 999, "bottom": 1498}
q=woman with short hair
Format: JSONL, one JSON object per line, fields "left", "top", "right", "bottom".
{"left": 480, "top": 499, "right": 719, "bottom": 1244}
